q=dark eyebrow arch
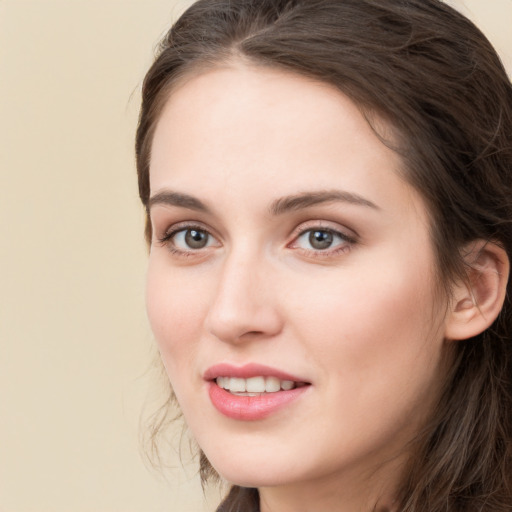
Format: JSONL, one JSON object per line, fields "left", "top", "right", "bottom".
{"left": 148, "top": 191, "right": 211, "bottom": 213}
{"left": 270, "top": 190, "right": 379, "bottom": 215}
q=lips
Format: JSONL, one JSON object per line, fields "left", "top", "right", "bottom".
{"left": 204, "top": 363, "right": 311, "bottom": 421}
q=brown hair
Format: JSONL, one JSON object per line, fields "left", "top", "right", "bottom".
{"left": 136, "top": 1, "right": 512, "bottom": 510}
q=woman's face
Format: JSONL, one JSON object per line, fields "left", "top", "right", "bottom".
{"left": 147, "top": 65, "right": 450, "bottom": 502}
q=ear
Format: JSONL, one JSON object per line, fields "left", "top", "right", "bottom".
{"left": 445, "top": 240, "right": 509, "bottom": 341}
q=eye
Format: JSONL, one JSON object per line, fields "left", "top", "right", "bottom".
{"left": 291, "top": 227, "right": 354, "bottom": 253}
{"left": 158, "top": 225, "right": 219, "bottom": 254}
{"left": 304, "top": 230, "right": 336, "bottom": 250}
{"left": 173, "top": 228, "right": 212, "bottom": 249}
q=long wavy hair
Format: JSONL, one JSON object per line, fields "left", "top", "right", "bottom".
{"left": 136, "top": 1, "right": 512, "bottom": 510}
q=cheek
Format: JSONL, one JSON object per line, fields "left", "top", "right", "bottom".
{"left": 288, "top": 251, "right": 443, "bottom": 386}
{"left": 145, "top": 259, "right": 208, "bottom": 376}
{"left": 294, "top": 264, "right": 429, "bottom": 326}
{"left": 280, "top": 262, "right": 445, "bottom": 466}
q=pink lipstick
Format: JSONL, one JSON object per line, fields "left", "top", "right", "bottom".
{"left": 205, "top": 363, "right": 311, "bottom": 421}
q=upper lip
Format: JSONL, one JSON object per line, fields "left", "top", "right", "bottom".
{"left": 204, "top": 363, "right": 309, "bottom": 383}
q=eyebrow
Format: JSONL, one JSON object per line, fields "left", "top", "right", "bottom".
{"left": 148, "top": 189, "right": 379, "bottom": 215}
{"left": 269, "top": 190, "right": 379, "bottom": 215}
{"left": 148, "top": 191, "right": 211, "bottom": 213}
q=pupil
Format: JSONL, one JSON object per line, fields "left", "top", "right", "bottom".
{"left": 185, "top": 229, "right": 208, "bottom": 249}
{"left": 309, "top": 230, "right": 333, "bottom": 250}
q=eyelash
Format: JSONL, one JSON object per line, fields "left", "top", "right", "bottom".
{"left": 157, "top": 223, "right": 215, "bottom": 257}
{"left": 289, "top": 225, "right": 357, "bottom": 258}
{"left": 156, "top": 222, "right": 357, "bottom": 258}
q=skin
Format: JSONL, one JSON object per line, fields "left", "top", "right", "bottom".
{"left": 146, "top": 64, "right": 452, "bottom": 512}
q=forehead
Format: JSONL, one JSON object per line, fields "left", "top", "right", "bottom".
{"left": 149, "top": 63, "right": 421, "bottom": 218}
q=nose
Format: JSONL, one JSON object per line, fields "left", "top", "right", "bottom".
{"left": 204, "top": 250, "right": 283, "bottom": 344}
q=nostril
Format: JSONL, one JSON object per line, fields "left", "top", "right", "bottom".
{"left": 204, "top": 264, "right": 284, "bottom": 343}
{"left": 205, "top": 303, "right": 283, "bottom": 344}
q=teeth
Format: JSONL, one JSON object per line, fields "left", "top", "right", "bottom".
{"left": 215, "top": 376, "right": 298, "bottom": 394}
{"left": 229, "top": 377, "right": 246, "bottom": 393}
{"left": 281, "top": 380, "right": 294, "bottom": 391}
{"left": 246, "top": 376, "right": 265, "bottom": 392}
{"left": 218, "top": 376, "right": 229, "bottom": 389}
{"left": 265, "top": 376, "right": 280, "bottom": 392}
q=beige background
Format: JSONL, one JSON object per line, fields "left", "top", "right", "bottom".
{"left": 0, "top": 1, "right": 511, "bottom": 511}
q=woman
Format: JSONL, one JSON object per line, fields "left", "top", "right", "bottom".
{"left": 136, "top": 0, "right": 512, "bottom": 510}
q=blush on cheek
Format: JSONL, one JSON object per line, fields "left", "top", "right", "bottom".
{"left": 146, "top": 270, "right": 208, "bottom": 368}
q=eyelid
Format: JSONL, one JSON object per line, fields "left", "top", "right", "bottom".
{"left": 155, "top": 220, "right": 222, "bottom": 253}
{"left": 288, "top": 220, "right": 358, "bottom": 243}
{"left": 287, "top": 220, "right": 358, "bottom": 256}
{"left": 154, "top": 218, "right": 357, "bottom": 258}
{"left": 156, "top": 219, "right": 214, "bottom": 240}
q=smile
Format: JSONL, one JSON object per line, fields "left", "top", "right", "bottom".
{"left": 215, "top": 376, "right": 302, "bottom": 395}
{"left": 205, "top": 364, "right": 311, "bottom": 420}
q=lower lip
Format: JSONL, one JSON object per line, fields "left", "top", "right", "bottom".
{"left": 208, "top": 381, "right": 309, "bottom": 421}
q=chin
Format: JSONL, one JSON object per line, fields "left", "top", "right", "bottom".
{"left": 203, "top": 445, "right": 306, "bottom": 488}
{"left": 214, "top": 466, "right": 292, "bottom": 488}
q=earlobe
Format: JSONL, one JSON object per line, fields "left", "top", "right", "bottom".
{"left": 445, "top": 240, "right": 510, "bottom": 341}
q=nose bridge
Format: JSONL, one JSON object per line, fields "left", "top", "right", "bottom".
{"left": 205, "top": 244, "right": 281, "bottom": 343}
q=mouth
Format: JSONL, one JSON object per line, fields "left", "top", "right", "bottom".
{"left": 204, "top": 363, "right": 311, "bottom": 420}
{"left": 215, "top": 375, "right": 309, "bottom": 396}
